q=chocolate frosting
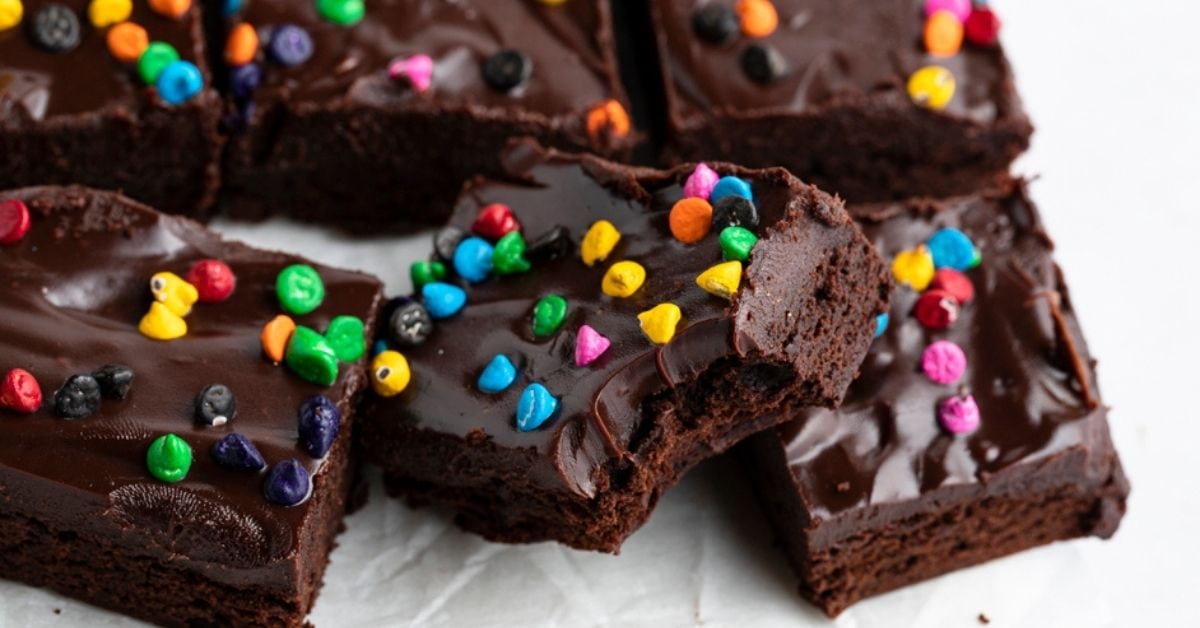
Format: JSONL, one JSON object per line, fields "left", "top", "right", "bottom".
{"left": 652, "top": 0, "right": 1021, "bottom": 127}
{"left": 0, "top": 187, "right": 382, "bottom": 590}
{"left": 0, "top": 1, "right": 210, "bottom": 119}
{"left": 363, "top": 140, "right": 882, "bottom": 499}
{"left": 232, "top": 0, "right": 624, "bottom": 118}
{"left": 776, "top": 183, "right": 1119, "bottom": 532}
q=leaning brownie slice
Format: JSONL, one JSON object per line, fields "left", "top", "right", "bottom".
{"left": 648, "top": 0, "right": 1032, "bottom": 201}
{"left": 218, "top": 0, "right": 634, "bottom": 231}
{"left": 0, "top": 0, "right": 222, "bottom": 217}
{"left": 0, "top": 187, "right": 382, "bottom": 625}
{"left": 741, "top": 181, "right": 1129, "bottom": 616}
{"left": 359, "top": 140, "right": 889, "bottom": 552}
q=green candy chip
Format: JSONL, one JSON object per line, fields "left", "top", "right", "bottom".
{"left": 410, "top": 260, "right": 446, "bottom": 289}
{"left": 276, "top": 264, "right": 326, "bottom": 315}
{"left": 325, "top": 315, "right": 366, "bottom": 362}
{"left": 493, "top": 231, "right": 531, "bottom": 275}
{"left": 146, "top": 433, "right": 193, "bottom": 483}
{"left": 285, "top": 326, "right": 340, "bottom": 386}
{"left": 317, "top": 0, "right": 365, "bottom": 26}
{"left": 137, "top": 41, "right": 180, "bottom": 85}
{"left": 719, "top": 226, "right": 758, "bottom": 262}
{"left": 532, "top": 294, "right": 567, "bottom": 338}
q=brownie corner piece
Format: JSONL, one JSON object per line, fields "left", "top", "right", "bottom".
{"left": 0, "top": 2, "right": 223, "bottom": 218}
{"left": 649, "top": 0, "right": 1033, "bottom": 202}
{"left": 219, "top": 0, "right": 635, "bottom": 231}
{"left": 359, "top": 140, "right": 889, "bottom": 552}
{"left": 740, "top": 181, "right": 1129, "bottom": 616}
{"left": 0, "top": 186, "right": 383, "bottom": 626}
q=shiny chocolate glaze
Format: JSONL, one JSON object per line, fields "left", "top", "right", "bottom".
{"left": 0, "top": 187, "right": 382, "bottom": 590}
{"left": 363, "top": 140, "right": 887, "bottom": 499}
{"left": 652, "top": 0, "right": 1021, "bottom": 128}
{"left": 0, "top": 1, "right": 210, "bottom": 119}
{"left": 771, "top": 183, "right": 1124, "bottom": 538}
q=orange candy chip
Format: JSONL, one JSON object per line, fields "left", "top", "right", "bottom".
{"left": 148, "top": 0, "right": 191, "bottom": 20}
{"left": 736, "top": 0, "right": 778, "bottom": 38}
{"left": 924, "top": 10, "right": 964, "bottom": 58}
{"left": 225, "top": 23, "right": 259, "bottom": 66}
{"left": 586, "top": 99, "right": 631, "bottom": 142}
{"left": 669, "top": 198, "right": 713, "bottom": 244}
{"left": 261, "top": 314, "right": 296, "bottom": 364}
{"left": 106, "top": 22, "right": 149, "bottom": 62}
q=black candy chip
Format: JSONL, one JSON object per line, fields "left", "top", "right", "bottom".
{"left": 433, "top": 226, "right": 467, "bottom": 264}
{"left": 692, "top": 4, "right": 740, "bottom": 45}
{"left": 741, "top": 44, "right": 788, "bottom": 84}
{"left": 28, "top": 4, "right": 81, "bottom": 54}
{"left": 92, "top": 364, "right": 134, "bottom": 400}
{"left": 526, "top": 226, "right": 572, "bottom": 265}
{"left": 389, "top": 301, "right": 433, "bottom": 347}
{"left": 195, "top": 384, "right": 237, "bottom": 426}
{"left": 54, "top": 374, "right": 101, "bottom": 419}
{"left": 481, "top": 49, "right": 532, "bottom": 92}
{"left": 712, "top": 196, "right": 760, "bottom": 230}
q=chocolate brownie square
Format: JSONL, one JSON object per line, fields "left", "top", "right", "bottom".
{"left": 648, "top": 0, "right": 1033, "bottom": 202}
{"left": 358, "top": 140, "right": 889, "bottom": 552}
{"left": 0, "top": 186, "right": 383, "bottom": 626}
{"left": 0, "top": 1, "right": 223, "bottom": 217}
{"left": 218, "top": 0, "right": 635, "bottom": 231}
{"left": 741, "top": 181, "right": 1129, "bottom": 616}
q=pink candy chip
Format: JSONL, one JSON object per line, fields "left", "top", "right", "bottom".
{"left": 921, "top": 340, "right": 966, "bottom": 385}
{"left": 683, "top": 163, "right": 719, "bottom": 200}
{"left": 924, "top": 0, "right": 971, "bottom": 23}
{"left": 939, "top": 394, "right": 980, "bottom": 434}
{"left": 574, "top": 324, "right": 611, "bottom": 367}
{"left": 389, "top": 54, "right": 434, "bottom": 93}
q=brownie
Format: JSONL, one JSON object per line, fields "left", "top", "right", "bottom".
{"left": 0, "top": 1, "right": 223, "bottom": 217}
{"left": 0, "top": 187, "right": 383, "bottom": 626}
{"left": 217, "top": 0, "right": 635, "bottom": 231}
{"left": 358, "top": 140, "right": 889, "bottom": 552}
{"left": 741, "top": 181, "right": 1129, "bottom": 616}
{"left": 648, "top": 0, "right": 1033, "bottom": 202}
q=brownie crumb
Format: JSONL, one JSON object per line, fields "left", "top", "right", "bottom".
{"left": 53, "top": 609, "right": 61, "bottom": 615}
{"left": 978, "top": 613, "right": 990, "bottom": 624}
{"left": 836, "top": 481, "right": 850, "bottom": 493}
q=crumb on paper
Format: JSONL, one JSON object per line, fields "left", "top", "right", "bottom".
{"left": 978, "top": 612, "right": 990, "bottom": 624}
{"left": 53, "top": 609, "right": 61, "bottom": 615}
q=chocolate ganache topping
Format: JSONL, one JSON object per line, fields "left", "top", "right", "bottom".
{"left": 364, "top": 141, "right": 885, "bottom": 499}
{"left": 0, "top": 187, "right": 381, "bottom": 587}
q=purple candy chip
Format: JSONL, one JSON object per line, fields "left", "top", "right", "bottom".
{"left": 267, "top": 24, "right": 313, "bottom": 66}
{"left": 298, "top": 394, "right": 342, "bottom": 458}
{"left": 263, "top": 459, "right": 311, "bottom": 506}
{"left": 211, "top": 433, "right": 266, "bottom": 471}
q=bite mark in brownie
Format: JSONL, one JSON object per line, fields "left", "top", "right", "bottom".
{"left": 359, "top": 140, "right": 889, "bottom": 552}
{"left": 648, "top": 0, "right": 1033, "bottom": 202}
{"left": 741, "top": 181, "right": 1128, "bottom": 616}
{"left": 0, "top": 186, "right": 383, "bottom": 626}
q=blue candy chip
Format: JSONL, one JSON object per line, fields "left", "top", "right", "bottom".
{"left": 371, "top": 339, "right": 390, "bottom": 356}
{"left": 223, "top": 0, "right": 243, "bottom": 16}
{"left": 710, "top": 176, "right": 753, "bottom": 204}
{"left": 267, "top": 24, "right": 314, "bottom": 67}
{"left": 422, "top": 282, "right": 467, "bottom": 319}
{"left": 927, "top": 228, "right": 975, "bottom": 271}
{"left": 452, "top": 237, "right": 494, "bottom": 283}
{"left": 874, "top": 313, "right": 889, "bottom": 338}
{"left": 516, "top": 383, "right": 558, "bottom": 432}
{"left": 155, "top": 60, "right": 204, "bottom": 105}
{"left": 477, "top": 354, "right": 518, "bottom": 394}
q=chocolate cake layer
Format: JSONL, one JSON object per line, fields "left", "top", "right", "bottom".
{"left": 360, "top": 140, "right": 889, "bottom": 552}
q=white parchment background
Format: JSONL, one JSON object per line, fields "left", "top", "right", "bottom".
{"left": 1, "top": 0, "right": 1197, "bottom": 626}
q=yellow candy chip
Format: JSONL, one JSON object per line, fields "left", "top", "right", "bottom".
{"left": 371, "top": 350, "right": 411, "bottom": 397}
{"left": 581, "top": 220, "right": 620, "bottom": 266}
{"left": 907, "top": 65, "right": 956, "bottom": 110}
{"left": 138, "top": 302, "right": 188, "bottom": 340}
{"left": 638, "top": 303, "right": 682, "bottom": 345}
{"left": 601, "top": 260, "right": 646, "bottom": 298}
{"left": 891, "top": 246, "right": 936, "bottom": 291}
{"left": 696, "top": 261, "right": 742, "bottom": 300}
{"left": 88, "top": 0, "right": 132, "bottom": 27}
{"left": 150, "top": 271, "right": 199, "bottom": 317}
{"left": 0, "top": 0, "right": 22, "bottom": 31}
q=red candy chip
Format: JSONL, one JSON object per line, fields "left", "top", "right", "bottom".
{"left": 964, "top": 8, "right": 1002, "bottom": 46}
{"left": 914, "top": 289, "right": 960, "bottom": 330}
{"left": 929, "top": 268, "right": 975, "bottom": 304}
{"left": 1, "top": 368, "right": 42, "bottom": 414}
{"left": 187, "top": 259, "right": 237, "bottom": 303}
{"left": 470, "top": 203, "right": 519, "bottom": 240}
{"left": 0, "top": 199, "right": 32, "bottom": 245}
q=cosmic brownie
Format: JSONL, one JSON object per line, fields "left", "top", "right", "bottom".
{"left": 358, "top": 140, "right": 889, "bottom": 552}
{"left": 0, "top": 187, "right": 383, "bottom": 626}
{"left": 0, "top": 0, "right": 222, "bottom": 217}
{"left": 741, "top": 181, "right": 1128, "bottom": 616}
{"left": 648, "top": 0, "right": 1033, "bottom": 202}
{"left": 217, "top": 0, "right": 635, "bottom": 231}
